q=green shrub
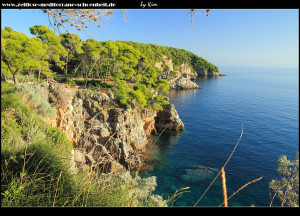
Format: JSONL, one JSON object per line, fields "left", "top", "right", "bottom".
{"left": 15, "top": 83, "right": 56, "bottom": 119}
{"left": 269, "top": 153, "right": 299, "bottom": 207}
{"left": 4, "top": 74, "right": 35, "bottom": 83}
{"left": 81, "top": 172, "right": 168, "bottom": 207}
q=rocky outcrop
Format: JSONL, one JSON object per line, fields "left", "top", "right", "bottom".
{"left": 155, "top": 55, "right": 224, "bottom": 90}
{"left": 46, "top": 83, "right": 158, "bottom": 173}
{"left": 194, "top": 66, "right": 225, "bottom": 76}
{"left": 169, "top": 77, "right": 201, "bottom": 90}
{"left": 177, "top": 63, "right": 197, "bottom": 80}
{"left": 46, "top": 83, "right": 184, "bottom": 174}
{"left": 155, "top": 55, "right": 174, "bottom": 72}
{"left": 155, "top": 104, "right": 185, "bottom": 132}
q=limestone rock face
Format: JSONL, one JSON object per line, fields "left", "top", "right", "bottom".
{"left": 155, "top": 55, "right": 174, "bottom": 72}
{"left": 46, "top": 83, "right": 185, "bottom": 174}
{"left": 48, "top": 84, "right": 184, "bottom": 173}
{"left": 177, "top": 63, "right": 197, "bottom": 80}
{"left": 47, "top": 84, "right": 159, "bottom": 173}
{"left": 155, "top": 104, "right": 185, "bottom": 132}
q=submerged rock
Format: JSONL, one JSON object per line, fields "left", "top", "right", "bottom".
{"left": 181, "top": 165, "right": 219, "bottom": 183}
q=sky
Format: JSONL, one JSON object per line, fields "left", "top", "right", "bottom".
{"left": 1, "top": 9, "right": 299, "bottom": 68}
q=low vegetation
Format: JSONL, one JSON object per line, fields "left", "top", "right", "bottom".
{"left": 1, "top": 81, "right": 168, "bottom": 207}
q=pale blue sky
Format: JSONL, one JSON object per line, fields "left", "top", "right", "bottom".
{"left": 1, "top": 9, "right": 299, "bottom": 68}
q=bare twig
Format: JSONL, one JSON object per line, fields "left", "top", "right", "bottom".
{"left": 41, "top": 9, "right": 113, "bottom": 33}
{"left": 219, "top": 177, "right": 263, "bottom": 207}
{"left": 189, "top": 9, "right": 211, "bottom": 27}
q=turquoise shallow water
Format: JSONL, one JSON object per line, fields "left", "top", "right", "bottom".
{"left": 141, "top": 66, "right": 299, "bottom": 207}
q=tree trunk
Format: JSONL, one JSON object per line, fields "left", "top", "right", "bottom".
{"left": 105, "top": 58, "right": 109, "bottom": 83}
{"left": 74, "top": 60, "right": 82, "bottom": 77}
{"left": 12, "top": 72, "right": 18, "bottom": 84}
{"left": 64, "top": 55, "right": 69, "bottom": 81}
{"left": 5, "top": 60, "right": 19, "bottom": 84}
{"left": 38, "top": 70, "right": 41, "bottom": 82}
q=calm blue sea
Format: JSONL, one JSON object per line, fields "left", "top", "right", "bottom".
{"left": 142, "top": 66, "right": 299, "bottom": 207}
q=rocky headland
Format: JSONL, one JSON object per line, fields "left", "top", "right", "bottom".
{"left": 46, "top": 82, "right": 185, "bottom": 174}
{"left": 156, "top": 55, "right": 225, "bottom": 90}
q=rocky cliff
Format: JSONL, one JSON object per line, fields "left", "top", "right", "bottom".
{"left": 46, "top": 83, "right": 184, "bottom": 174}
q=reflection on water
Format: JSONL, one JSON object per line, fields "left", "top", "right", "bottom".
{"left": 168, "top": 89, "right": 201, "bottom": 98}
{"left": 197, "top": 76, "right": 220, "bottom": 82}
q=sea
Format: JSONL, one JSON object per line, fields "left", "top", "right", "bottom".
{"left": 141, "top": 66, "right": 299, "bottom": 207}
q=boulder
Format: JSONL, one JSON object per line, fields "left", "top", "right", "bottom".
{"left": 155, "top": 104, "right": 185, "bottom": 131}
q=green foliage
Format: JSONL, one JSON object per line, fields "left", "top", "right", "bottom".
{"left": 30, "top": 25, "right": 67, "bottom": 71}
{"left": 112, "top": 79, "right": 168, "bottom": 110}
{"left": 1, "top": 82, "right": 29, "bottom": 113}
{"left": 114, "top": 79, "right": 130, "bottom": 109}
{"left": 93, "top": 172, "right": 168, "bottom": 207}
{"left": 14, "top": 83, "right": 57, "bottom": 119}
{"left": 122, "top": 41, "right": 219, "bottom": 73}
{"left": 129, "top": 89, "right": 147, "bottom": 107}
{"left": 60, "top": 33, "right": 83, "bottom": 56}
{"left": 155, "top": 79, "right": 170, "bottom": 95}
{"left": 1, "top": 27, "right": 49, "bottom": 84}
{"left": 3, "top": 74, "right": 35, "bottom": 83}
{"left": 269, "top": 153, "right": 299, "bottom": 207}
{"left": 152, "top": 93, "right": 168, "bottom": 111}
